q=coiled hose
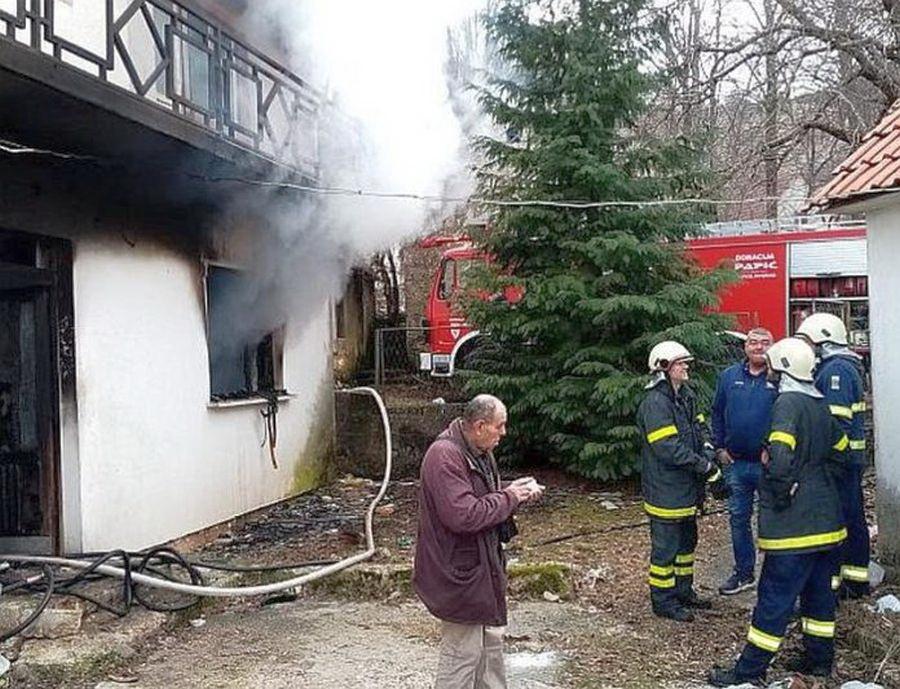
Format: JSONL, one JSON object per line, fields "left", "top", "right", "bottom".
{"left": 0, "top": 386, "right": 391, "bottom": 638}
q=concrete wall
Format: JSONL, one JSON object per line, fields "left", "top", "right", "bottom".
{"left": 865, "top": 206, "right": 900, "bottom": 569}
{"left": 333, "top": 268, "right": 375, "bottom": 383}
{"left": 71, "top": 235, "right": 333, "bottom": 551}
{"left": 335, "top": 394, "right": 463, "bottom": 480}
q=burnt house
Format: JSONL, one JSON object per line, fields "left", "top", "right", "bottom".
{"left": 0, "top": 0, "right": 337, "bottom": 554}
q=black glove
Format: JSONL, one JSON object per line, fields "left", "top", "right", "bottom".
{"left": 705, "top": 463, "right": 731, "bottom": 501}
{"left": 498, "top": 516, "right": 518, "bottom": 544}
{"left": 772, "top": 482, "right": 799, "bottom": 511}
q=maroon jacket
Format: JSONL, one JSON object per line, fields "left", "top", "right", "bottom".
{"left": 412, "top": 419, "right": 521, "bottom": 626}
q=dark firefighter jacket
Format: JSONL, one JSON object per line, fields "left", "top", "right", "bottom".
{"left": 815, "top": 353, "right": 866, "bottom": 467}
{"left": 759, "top": 391, "right": 849, "bottom": 554}
{"left": 637, "top": 379, "right": 712, "bottom": 520}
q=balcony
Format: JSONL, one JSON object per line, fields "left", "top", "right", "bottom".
{"left": 0, "top": 0, "right": 319, "bottom": 181}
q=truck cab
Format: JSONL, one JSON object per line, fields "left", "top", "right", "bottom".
{"left": 421, "top": 244, "right": 483, "bottom": 375}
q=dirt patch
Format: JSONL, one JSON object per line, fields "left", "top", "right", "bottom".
{"left": 192, "top": 468, "right": 894, "bottom": 688}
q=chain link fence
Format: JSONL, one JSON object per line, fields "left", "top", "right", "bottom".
{"left": 374, "top": 326, "right": 437, "bottom": 385}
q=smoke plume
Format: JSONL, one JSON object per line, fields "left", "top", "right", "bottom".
{"left": 216, "top": 0, "right": 489, "bottom": 360}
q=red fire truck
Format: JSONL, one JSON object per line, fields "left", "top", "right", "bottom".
{"left": 418, "top": 223, "right": 868, "bottom": 376}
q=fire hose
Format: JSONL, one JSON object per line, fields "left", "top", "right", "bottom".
{"left": 0, "top": 386, "right": 391, "bottom": 639}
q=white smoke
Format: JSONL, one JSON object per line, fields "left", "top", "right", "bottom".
{"left": 259, "top": 0, "right": 487, "bottom": 250}
{"left": 215, "top": 1, "right": 490, "bottom": 359}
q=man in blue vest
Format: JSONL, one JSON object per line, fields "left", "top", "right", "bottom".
{"left": 712, "top": 328, "right": 777, "bottom": 596}
{"left": 796, "top": 312, "right": 870, "bottom": 599}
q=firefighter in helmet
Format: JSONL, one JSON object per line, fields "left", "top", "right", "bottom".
{"left": 636, "top": 341, "right": 730, "bottom": 622}
{"left": 796, "top": 312, "right": 870, "bottom": 599}
{"left": 709, "top": 337, "right": 849, "bottom": 686}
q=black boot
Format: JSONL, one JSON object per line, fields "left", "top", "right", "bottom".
{"left": 680, "top": 589, "right": 713, "bottom": 610}
{"left": 708, "top": 666, "right": 764, "bottom": 687}
{"left": 781, "top": 655, "right": 832, "bottom": 677}
{"left": 653, "top": 604, "right": 694, "bottom": 622}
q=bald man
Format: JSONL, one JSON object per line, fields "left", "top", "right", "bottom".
{"left": 413, "top": 394, "right": 542, "bottom": 689}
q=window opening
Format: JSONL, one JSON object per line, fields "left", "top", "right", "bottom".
{"left": 206, "top": 265, "right": 283, "bottom": 402}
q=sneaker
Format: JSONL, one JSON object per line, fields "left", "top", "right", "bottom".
{"left": 680, "top": 590, "right": 713, "bottom": 610}
{"left": 719, "top": 572, "right": 755, "bottom": 596}
{"left": 708, "top": 666, "right": 764, "bottom": 687}
{"left": 652, "top": 605, "right": 694, "bottom": 622}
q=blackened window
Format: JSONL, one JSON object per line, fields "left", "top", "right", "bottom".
{"left": 206, "top": 265, "right": 283, "bottom": 401}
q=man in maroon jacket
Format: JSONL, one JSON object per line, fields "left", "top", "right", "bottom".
{"left": 413, "top": 394, "right": 542, "bottom": 689}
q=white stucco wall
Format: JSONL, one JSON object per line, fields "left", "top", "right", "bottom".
{"left": 69, "top": 235, "right": 334, "bottom": 552}
{"left": 865, "top": 206, "right": 900, "bottom": 565}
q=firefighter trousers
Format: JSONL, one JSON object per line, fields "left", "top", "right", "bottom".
{"left": 648, "top": 517, "right": 697, "bottom": 611}
{"left": 734, "top": 548, "right": 840, "bottom": 680}
{"left": 835, "top": 465, "right": 870, "bottom": 596}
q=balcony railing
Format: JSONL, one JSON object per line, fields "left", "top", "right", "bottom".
{"left": 0, "top": 0, "right": 319, "bottom": 178}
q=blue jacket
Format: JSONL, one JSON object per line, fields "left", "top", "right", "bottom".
{"left": 815, "top": 353, "right": 866, "bottom": 467}
{"left": 712, "top": 362, "right": 778, "bottom": 461}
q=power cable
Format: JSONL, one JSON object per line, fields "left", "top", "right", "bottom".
{"left": 0, "top": 134, "right": 832, "bottom": 210}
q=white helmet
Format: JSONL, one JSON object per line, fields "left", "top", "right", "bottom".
{"left": 795, "top": 312, "right": 848, "bottom": 346}
{"left": 648, "top": 341, "right": 693, "bottom": 373}
{"left": 765, "top": 337, "right": 815, "bottom": 382}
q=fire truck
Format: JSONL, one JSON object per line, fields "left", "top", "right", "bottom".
{"left": 418, "top": 221, "right": 868, "bottom": 376}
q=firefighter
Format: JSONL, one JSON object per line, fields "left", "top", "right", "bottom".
{"left": 796, "top": 312, "right": 870, "bottom": 599}
{"left": 636, "top": 341, "right": 730, "bottom": 623}
{"left": 709, "top": 337, "right": 849, "bottom": 686}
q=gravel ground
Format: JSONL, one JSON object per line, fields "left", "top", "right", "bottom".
{"left": 127, "top": 601, "right": 596, "bottom": 689}
{"left": 7, "top": 469, "right": 894, "bottom": 689}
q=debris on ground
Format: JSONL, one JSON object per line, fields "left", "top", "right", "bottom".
{"left": 1, "top": 464, "right": 893, "bottom": 688}
{"left": 872, "top": 594, "right": 900, "bottom": 614}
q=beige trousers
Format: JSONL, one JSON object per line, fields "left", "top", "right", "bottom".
{"left": 435, "top": 620, "right": 507, "bottom": 689}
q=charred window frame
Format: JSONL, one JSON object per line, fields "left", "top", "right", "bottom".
{"left": 204, "top": 263, "right": 285, "bottom": 402}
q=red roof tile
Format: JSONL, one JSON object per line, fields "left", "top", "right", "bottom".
{"left": 813, "top": 102, "right": 900, "bottom": 209}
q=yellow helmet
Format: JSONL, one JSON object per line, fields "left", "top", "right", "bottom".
{"left": 648, "top": 341, "right": 693, "bottom": 373}
{"left": 795, "top": 312, "right": 848, "bottom": 346}
{"left": 765, "top": 337, "right": 815, "bottom": 382}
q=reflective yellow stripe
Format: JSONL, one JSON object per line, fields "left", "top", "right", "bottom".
{"left": 647, "top": 425, "right": 678, "bottom": 443}
{"left": 833, "top": 434, "right": 849, "bottom": 452}
{"left": 643, "top": 502, "right": 697, "bottom": 519}
{"left": 829, "top": 405, "right": 853, "bottom": 419}
{"left": 768, "top": 431, "right": 796, "bottom": 450}
{"left": 696, "top": 413, "right": 706, "bottom": 423}
{"left": 648, "top": 576, "right": 675, "bottom": 589}
{"left": 747, "top": 626, "right": 782, "bottom": 652}
{"left": 758, "top": 528, "right": 847, "bottom": 551}
{"left": 801, "top": 617, "right": 835, "bottom": 638}
{"left": 841, "top": 565, "right": 869, "bottom": 582}
{"left": 674, "top": 566, "right": 693, "bottom": 576}
{"left": 831, "top": 575, "right": 842, "bottom": 591}
{"left": 649, "top": 564, "right": 674, "bottom": 576}
{"left": 706, "top": 467, "right": 722, "bottom": 483}
{"left": 852, "top": 402, "right": 867, "bottom": 413}
{"left": 675, "top": 553, "right": 694, "bottom": 564}
{"left": 849, "top": 439, "right": 867, "bottom": 451}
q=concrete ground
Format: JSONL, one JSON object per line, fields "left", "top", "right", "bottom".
{"left": 128, "top": 601, "right": 598, "bottom": 689}
{"left": 2, "top": 471, "right": 893, "bottom": 689}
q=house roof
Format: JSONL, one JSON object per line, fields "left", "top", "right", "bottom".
{"left": 813, "top": 103, "right": 900, "bottom": 209}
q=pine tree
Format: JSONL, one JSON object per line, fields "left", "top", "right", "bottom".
{"left": 464, "top": 0, "right": 734, "bottom": 479}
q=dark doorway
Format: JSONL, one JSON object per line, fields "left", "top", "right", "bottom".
{"left": 0, "top": 233, "right": 62, "bottom": 554}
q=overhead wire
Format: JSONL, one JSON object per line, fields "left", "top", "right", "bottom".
{"left": 0, "top": 135, "right": 830, "bottom": 210}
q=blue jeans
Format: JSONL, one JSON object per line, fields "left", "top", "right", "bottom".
{"left": 727, "top": 460, "right": 763, "bottom": 579}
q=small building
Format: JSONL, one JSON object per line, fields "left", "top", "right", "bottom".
{"left": 0, "top": 1, "right": 340, "bottom": 554}
{"left": 813, "top": 103, "right": 900, "bottom": 576}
